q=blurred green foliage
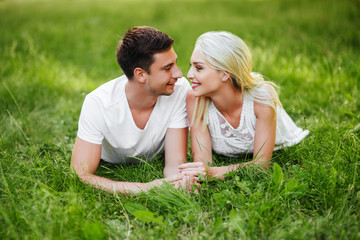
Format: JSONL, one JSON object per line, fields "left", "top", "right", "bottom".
{"left": 0, "top": 0, "right": 359, "bottom": 239}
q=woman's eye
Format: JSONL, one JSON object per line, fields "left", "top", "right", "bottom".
{"left": 189, "top": 64, "right": 202, "bottom": 71}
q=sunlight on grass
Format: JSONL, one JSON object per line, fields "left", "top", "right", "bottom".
{"left": 0, "top": 0, "right": 359, "bottom": 239}
{"left": 0, "top": 34, "right": 104, "bottom": 148}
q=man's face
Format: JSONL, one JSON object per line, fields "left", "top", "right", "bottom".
{"left": 144, "top": 47, "right": 183, "bottom": 96}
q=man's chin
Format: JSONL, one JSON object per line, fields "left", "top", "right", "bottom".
{"left": 163, "top": 85, "right": 175, "bottom": 95}
{"left": 163, "top": 91, "right": 174, "bottom": 96}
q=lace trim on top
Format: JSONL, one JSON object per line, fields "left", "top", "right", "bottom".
{"left": 208, "top": 92, "right": 256, "bottom": 156}
{"left": 207, "top": 89, "right": 309, "bottom": 157}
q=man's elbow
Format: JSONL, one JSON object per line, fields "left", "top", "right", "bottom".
{"left": 255, "top": 158, "right": 271, "bottom": 170}
{"left": 70, "top": 161, "right": 90, "bottom": 181}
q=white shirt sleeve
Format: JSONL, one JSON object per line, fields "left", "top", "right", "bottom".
{"left": 77, "top": 95, "right": 105, "bottom": 144}
{"left": 168, "top": 78, "right": 191, "bottom": 129}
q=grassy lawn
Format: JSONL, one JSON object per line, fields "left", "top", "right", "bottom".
{"left": 1, "top": 0, "right": 359, "bottom": 239}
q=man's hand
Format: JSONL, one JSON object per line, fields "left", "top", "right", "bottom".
{"left": 178, "top": 162, "right": 210, "bottom": 179}
{"left": 149, "top": 174, "right": 199, "bottom": 193}
{"left": 147, "top": 174, "right": 184, "bottom": 188}
{"left": 174, "top": 175, "right": 200, "bottom": 193}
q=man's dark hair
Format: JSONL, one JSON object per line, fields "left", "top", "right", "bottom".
{"left": 116, "top": 26, "right": 174, "bottom": 79}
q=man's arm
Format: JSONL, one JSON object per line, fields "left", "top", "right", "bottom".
{"left": 163, "top": 127, "right": 188, "bottom": 177}
{"left": 70, "top": 137, "right": 182, "bottom": 194}
{"left": 164, "top": 127, "right": 200, "bottom": 192}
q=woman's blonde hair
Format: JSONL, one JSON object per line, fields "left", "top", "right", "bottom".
{"left": 192, "top": 31, "right": 281, "bottom": 129}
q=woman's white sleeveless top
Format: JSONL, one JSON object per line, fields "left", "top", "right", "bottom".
{"left": 207, "top": 91, "right": 309, "bottom": 157}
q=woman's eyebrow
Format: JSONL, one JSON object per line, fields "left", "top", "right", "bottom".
{"left": 191, "top": 61, "right": 204, "bottom": 65}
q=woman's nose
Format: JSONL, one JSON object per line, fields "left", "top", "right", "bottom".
{"left": 187, "top": 67, "right": 194, "bottom": 79}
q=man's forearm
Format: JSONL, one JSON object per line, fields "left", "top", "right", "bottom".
{"left": 77, "top": 172, "right": 156, "bottom": 194}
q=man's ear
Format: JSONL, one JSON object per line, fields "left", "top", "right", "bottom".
{"left": 133, "top": 68, "right": 147, "bottom": 83}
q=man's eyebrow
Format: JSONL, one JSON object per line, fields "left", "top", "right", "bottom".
{"left": 161, "top": 62, "right": 174, "bottom": 69}
{"left": 161, "top": 58, "right": 178, "bottom": 69}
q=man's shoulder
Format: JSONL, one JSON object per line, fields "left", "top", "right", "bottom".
{"left": 89, "top": 75, "right": 127, "bottom": 96}
{"left": 86, "top": 75, "right": 127, "bottom": 107}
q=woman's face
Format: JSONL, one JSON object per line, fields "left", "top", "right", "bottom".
{"left": 187, "top": 47, "right": 224, "bottom": 97}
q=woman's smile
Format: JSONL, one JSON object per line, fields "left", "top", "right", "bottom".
{"left": 191, "top": 81, "right": 200, "bottom": 89}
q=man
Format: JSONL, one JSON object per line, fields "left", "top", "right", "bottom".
{"left": 71, "top": 26, "right": 191, "bottom": 194}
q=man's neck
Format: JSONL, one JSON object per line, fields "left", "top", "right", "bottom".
{"left": 125, "top": 80, "right": 158, "bottom": 111}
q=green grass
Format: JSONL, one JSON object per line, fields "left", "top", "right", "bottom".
{"left": 1, "top": 0, "right": 359, "bottom": 239}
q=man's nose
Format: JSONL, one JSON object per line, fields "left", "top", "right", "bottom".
{"left": 172, "top": 65, "right": 183, "bottom": 78}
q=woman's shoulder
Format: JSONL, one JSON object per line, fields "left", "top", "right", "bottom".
{"left": 186, "top": 89, "right": 196, "bottom": 104}
{"left": 186, "top": 89, "right": 198, "bottom": 116}
{"left": 251, "top": 82, "right": 276, "bottom": 97}
{"left": 253, "top": 98, "right": 276, "bottom": 118}
{"left": 250, "top": 83, "right": 278, "bottom": 118}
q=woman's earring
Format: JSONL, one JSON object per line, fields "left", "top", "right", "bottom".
{"left": 222, "top": 72, "right": 229, "bottom": 82}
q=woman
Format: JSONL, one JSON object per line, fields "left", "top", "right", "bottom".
{"left": 179, "top": 31, "right": 309, "bottom": 179}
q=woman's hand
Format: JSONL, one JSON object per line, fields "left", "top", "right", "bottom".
{"left": 179, "top": 162, "right": 237, "bottom": 180}
{"left": 149, "top": 174, "right": 199, "bottom": 193}
{"left": 178, "top": 162, "right": 211, "bottom": 178}
{"left": 173, "top": 175, "right": 200, "bottom": 193}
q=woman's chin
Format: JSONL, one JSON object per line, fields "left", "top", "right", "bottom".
{"left": 192, "top": 90, "right": 203, "bottom": 97}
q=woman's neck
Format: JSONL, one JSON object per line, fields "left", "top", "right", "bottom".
{"left": 211, "top": 85, "right": 243, "bottom": 115}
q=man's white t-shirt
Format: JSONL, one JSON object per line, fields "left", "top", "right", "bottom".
{"left": 77, "top": 75, "right": 190, "bottom": 164}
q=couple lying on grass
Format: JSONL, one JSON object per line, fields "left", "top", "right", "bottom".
{"left": 71, "top": 26, "right": 309, "bottom": 194}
